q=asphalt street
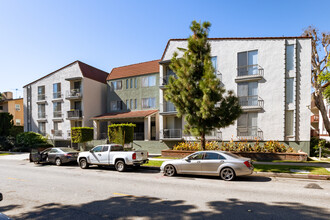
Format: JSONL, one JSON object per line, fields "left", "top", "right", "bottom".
{"left": 0, "top": 159, "right": 329, "bottom": 220}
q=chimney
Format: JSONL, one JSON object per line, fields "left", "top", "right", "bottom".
{"left": 3, "top": 92, "right": 13, "bottom": 100}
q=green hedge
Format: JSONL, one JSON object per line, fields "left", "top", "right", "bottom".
{"left": 0, "top": 112, "right": 13, "bottom": 136}
{"left": 15, "top": 132, "right": 52, "bottom": 152}
{"left": 71, "top": 127, "right": 93, "bottom": 143}
{"left": 10, "top": 125, "right": 24, "bottom": 137}
{"left": 108, "top": 123, "right": 136, "bottom": 145}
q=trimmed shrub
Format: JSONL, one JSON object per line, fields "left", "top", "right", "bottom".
{"left": 10, "top": 125, "right": 24, "bottom": 138}
{"left": 0, "top": 136, "right": 15, "bottom": 151}
{"left": 108, "top": 123, "right": 136, "bottom": 145}
{"left": 71, "top": 127, "right": 94, "bottom": 144}
{"left": 15, "top": 132, "right": 52, "bottom": 152}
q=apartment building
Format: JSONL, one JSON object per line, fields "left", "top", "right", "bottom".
{"left": 159, "top": 37, "right": 311, "bottom": 153}
{"left": 92, "top": 60, "right": 160, "bottom": 141}
{"left": 23, "top": 61, "right": 108, "bottom": 146}
{"left": 0, "top": 91, "right": 24, "bottom": 126}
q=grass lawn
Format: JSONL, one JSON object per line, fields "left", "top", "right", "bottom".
{"left": 0, "top": 153, "right": 10, "bottom": 156}
{"left": 142, "top": 160, "right": 164, "bottom": 167}
{"left": 254, "top": 164, "right": 330, "bottom": 175}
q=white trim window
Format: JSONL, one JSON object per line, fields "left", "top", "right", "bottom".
{"left": 15, "top": 104, "right": 20, "bottom": 111}
{"left": 111, "top": 101, "right": 123, "bottom": 111}
{"left": 111, "top": 80, "right": 122, "bottom": 91}
{"left": 286, "top": 45, "right": 295, "bottom": 71}
{"left": 142, "top": 75, "right": 156, "bottom": 87}
{"left": 286, "top": 78, "right": 294, "bottom": 104}
{"left": 142, "top": 98, "right": 156, "bottom": 109}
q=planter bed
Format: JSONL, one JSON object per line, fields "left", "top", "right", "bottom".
{"left": 161, "top": 150, "right": 308, "bottom": 162}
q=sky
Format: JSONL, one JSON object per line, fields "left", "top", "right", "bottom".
{"left": 0, "top": 0, "right": 328, "bottom": 98}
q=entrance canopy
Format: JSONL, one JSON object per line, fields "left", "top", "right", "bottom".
{"left": 92, "top": 110, "right": 158, "bottom": 120}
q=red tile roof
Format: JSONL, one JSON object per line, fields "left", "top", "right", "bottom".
{"left": 107, "top": 60, "right": 160, "bottom": 81}
{"left": 92, "top": 110, "right": 158, "bottom": 120}
{"left": 23, "top": 60, "right": 108, "bottom": 87}
{"left": 161, "top": 36, "right": 312, "bottom": 60}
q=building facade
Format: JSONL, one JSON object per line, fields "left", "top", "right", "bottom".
{"left": 0, "top": 91, "right": 24, "bottom": 126}
{"left": 92, "top": 60, "right": 160, "bottom": 141}
{"left": 23, "top": 61, "right": 108, "bottom": 146}
{"left": 159, "top": 37, "right": 311, "bottom": 153}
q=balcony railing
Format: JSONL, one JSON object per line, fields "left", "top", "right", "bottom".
{"left": 38, "top": 94, "right": 46, "bottom": 101}
{"left": 53, "top": 92, "right": 62, "bottom": 99}
{"left": 161, "top": 129, "right": 182, "bottom": 139}
{"left": 38, "top": 130, "right": 46, "bottom": 136}
{"left": 237, "top": 127, "right": 263, "bottom": 140}
{"left": 160, "top": 74, "right": 177, "bottom": 86}
{"left": 38, "top": 112, "right": 46, "bottom": 119}
{"left": 205, "top": 130, "right": 222, "bottom": 140}
{"left": 133, "top": 132, "right": 144, "bottom": 140}
{"left": 237, "top": 65, "right": 264, "bottom": 77}
{"left": 66, "top": 89, "right": 82, "bottom": 99}
{"left": 54, "top": 130, "right": 62, "bottom": 137}
{"left": 311, "top": 115, "right": 319, "bottom": 123}
{"left": 162, "top": 101, "right": 176, "bottom": 112}
{"left": 67, "top": 110, "right": 82, "bottom": 119}
{"left": 53, "top": 111, "right": 63, "bottom": 118}
{"left": 239, "top": 96, "right": 264, "bottom": 108}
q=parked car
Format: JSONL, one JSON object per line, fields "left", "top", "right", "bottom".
{"left": 160, "top": 151, "right": 254, "bottom": 181}
{"left": 0, "top": 193, "right": 12, "bottom": 220}
{"left": 30, "top": 147, "right": 79, "bottom": 166}
{"left": 78, "top": 144, "right": 149, "bottom": 172}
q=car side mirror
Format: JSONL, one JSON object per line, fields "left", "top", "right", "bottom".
{"left": 0, "top": 193, "right": 3, "bottom": 201}
{"left": 185, "top": 158, "right": 190, "bottom": 162}
{"left": 89, "top": 150, "right": 93, "bottom": 153}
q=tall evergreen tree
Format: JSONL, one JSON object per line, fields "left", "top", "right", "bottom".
{"left": 165, "top": 20, "right": 242, "bottom": 150}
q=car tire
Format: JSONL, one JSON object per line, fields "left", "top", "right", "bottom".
{"left": 79, "top": 158, "right": 89, "bottom": 169}
{"left": 220, "top": 167, "right": 235, "bottom": 181}
{"left": 115, "top": 160, "right": 126, "bottom": 172}
{"left": 164, "top": 164, "right": 176, "bottom": 177}
{"left": 55, "top": 158, "right": 62, "bottom": 166}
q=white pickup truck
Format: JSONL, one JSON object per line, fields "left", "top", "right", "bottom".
{"left": 77, "top": 144, "right": 149, "bottom": 172}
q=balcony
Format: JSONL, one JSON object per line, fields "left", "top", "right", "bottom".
{"left": 53, "top": 130, "right": 62, "bottom": 137}
{"left": 237, "top": 127, "right": 263, "bottom": 140}
{"left": 38, "top": 130, "right": 46, "bottom": 136}
{"left": 239, "top": 96, "right": 264, "bottom": 111}
{"left": 67, "top": 110, "right": 83, "bottom": 120}
{"left": 205, "top": 130, "right": 222, "bottom": 140}
{"left": 160, "top": 101, "right": 177, "bottom": 115}
{"left": 53, "top": 111, "right": 63, "bottom": 118}
{"left": 161, "top": 129, "right": 182, "bottom": 140}
{"left": 38, "top": 112, "right": 46, "bottom": 119}
{"left": 66, "top": 89, "right": 82, "bottom": 100}
{"left": 37, "top": 94, "right": 47, "bottom": 103}
{"left": 160, "top": 74, "right": 177, "bottom": 89}
{"left": 53, "top": 92, "right": 62, "bottom": 100}
{"left": 235, "top": 65, "right": 264, "bottom": 83}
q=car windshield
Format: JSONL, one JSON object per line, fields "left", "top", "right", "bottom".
{"left": 222, "top": 152, "right": 240, "bottom": 159}
{"left": 59, "top": 148, "right": 79, "bottom": 153}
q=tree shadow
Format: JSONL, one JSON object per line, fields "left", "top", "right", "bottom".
{"left": 172, "top": 174, "right": 272, "bottom": 182}
{"left": 8, "top": 196, "right": 329, "bottom": 220}
{"left": 0, "top": 204, "right": 22, "bottom": 213}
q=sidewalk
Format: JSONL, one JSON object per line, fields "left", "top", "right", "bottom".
{"left": 0, "top": 152, "right": 29, "bottom": 160}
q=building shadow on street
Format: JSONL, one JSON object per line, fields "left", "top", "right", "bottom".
{"left": 5, "top": 195, "right": 329, "bottom": 220}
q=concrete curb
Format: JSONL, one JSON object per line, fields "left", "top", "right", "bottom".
{"left": 141, "top": 166, "right": 330, "bottom": 180}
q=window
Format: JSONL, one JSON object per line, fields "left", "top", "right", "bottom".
{"left": 15, "top": 104, "right": 20, "bottom": 111}
{"left": 204, "top": 152, "right": 225, "bottom": 160}
{"left": 285, "top": 110, "right": 294, "bottom": 136}
{"left": 188, "top": 152, "right": 204, "bottom": 160}
{"left": 49, "top": 149, "right": 59, "bottom": 153}
{"left": 16, "top": 119, "right": 21, "bottom": 126}
{"left": 38, "top": 122, "right": 46, "bottom": 135}
{"left": 102, "top": 146, "right": 109, "bottom": 152}
{"left": 111, "top": 80, "right": 122, "bottom": 90}
{"left": 0, "top": 106, "right": 3, "bottom": 110}
{"left": 38, "top": 86, "right": 45, "bottom": 100}
{"left": 237, "top": 82, "right": 258, "bottom": 106}
{"left": 53, "top": 102, "right": 62, "bottom": 118}
{"left": 142, "top": 75, "right": 156, "bottom": 87}
{"left": 286, "top": 78, "right": 294, "bottom": 104}
{"left": 126, "top": 100, "right": 129, "bottom": 110}
{"left": 126, "top": 79, "right": 129, "bottom": 89}
{"left": 135, "top": 99, "right": 137, "bottom": 109}
{"left": 211, "top": 56, "right": 217, "bottom": 74}
{"left": 237, "top": 50, "right": 258, "bottom": 76}
{"left": 53, "top": 83, "right": 61, "bottom": 99}
{"left": 130, "top": 99, "right": 133, "bottom": 110}
{"left": 286, "top": 45, "right": 294, "bottom": 71}
{"left": 38, "top": 104, "right": 46, "bottom": 118}
{"left": 237, "top": 113, "right": 258, "bottom": 136}
{"left": 111, "top": 101, "right": 123, "bottom": 111}
{"left": 142, "top": 98, "right": 156, "bottom": 109}
{"left": 134, "top": 78, "right": 137, "bottom": 88}
{"left": 130, "top": 79, "right": 133, "bottom": 88}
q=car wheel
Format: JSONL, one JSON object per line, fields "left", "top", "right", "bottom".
{"left": 79, "top": 158, "right": 89, "bottom": 169}
{"left": 220, "top": 167, "right": 235, "bottom": 181}
{"left": 55, "top": 158, "right": 62, "bottom": 166}
{"left": 164, "top": 164, "right": 176, "bottom": 177}
{"left": 115, "top": 160, "right": 126, "bottom": 172}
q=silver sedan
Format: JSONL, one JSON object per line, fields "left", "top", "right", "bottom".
{"left": 160, "top": 151, "right": 254, "bottom": 181}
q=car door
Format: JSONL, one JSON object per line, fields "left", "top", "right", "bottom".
{"left": 201, "top": 152, "right": 225, "bottom": 175}
{"left": 99, "top": 146, "right": 109, "bottom": 164}
{"left": 47, "top": 148, "right": 59, "bottom": 163}
{"left": 179, "top": 152, "right": 204, "bottom": 174}
{"left": 89, "top": 146, "right": 103, "bottom": 164}
{"left": 30, "top": 149, "right": 41, "bottom": 162}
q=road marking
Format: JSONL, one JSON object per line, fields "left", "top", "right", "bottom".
{"left": 7, "top": 177, "right": 26, "bottom": 182}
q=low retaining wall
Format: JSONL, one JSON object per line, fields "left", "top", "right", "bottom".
{"left": 161, "top": 150, "right": 308, "bottom": 161}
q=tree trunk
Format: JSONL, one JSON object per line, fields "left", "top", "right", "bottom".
{"left": 201, "top": 133, "right": 206, "bottom": 150}
{"left": 313, "top": 92, "right": 330, "bottom": 135}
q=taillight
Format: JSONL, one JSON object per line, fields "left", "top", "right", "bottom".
{"left": 132, "top": 153, "right": 136, "bottom": 160}
{"left": 65, "top": 153, "right": 72, "bottom": 157}
{"left": 244, "top": 161, "right": 251, "bottom": 168}
{"left": 147, "top": 152, "right": 149, "bottom": 157}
